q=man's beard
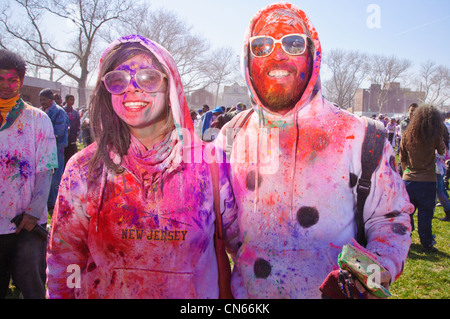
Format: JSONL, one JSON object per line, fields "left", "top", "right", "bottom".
{"left": 264, "top": 88, "right": 300, "bottom": 113}
{"left": 257, "top": 81, "right": 305, "bottom": 114}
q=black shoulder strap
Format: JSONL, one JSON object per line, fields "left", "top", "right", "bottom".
{"left": 355, "top": 117, "right": 386, "bottom": 246}
{"left": 225, "top": 109, "right": 254, "bottom": 161}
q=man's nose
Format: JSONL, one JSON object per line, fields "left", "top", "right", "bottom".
{"left": 271, "top": 43, "right": 288, "bottom": 60}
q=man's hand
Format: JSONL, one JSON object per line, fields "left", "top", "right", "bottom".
{"left": 15, "top": 213, "right": 39, "bottom": 234}
{"left": 320, "top": 269, "right": 392, "bottom": 299}
{"left": 353, "top": 270, "right": 391, "bottom": 299}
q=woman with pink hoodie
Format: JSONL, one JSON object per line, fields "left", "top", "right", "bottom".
{"left": 46, "top": 35, "right": 236, "bottom": 299}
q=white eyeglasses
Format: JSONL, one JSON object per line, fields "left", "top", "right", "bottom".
{"left": 249, "top": 33, "right": 309, "bottom": 57}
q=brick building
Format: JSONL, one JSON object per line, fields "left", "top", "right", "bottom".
{"left": 219, "top": 82, "right": 251, "bottom": 108}
{"left": 354, "top": 82, "right": 425, "bottom": 117}
{"left": 187, "top": 88, "right": 215, "bottom": 110}
{"left": 21, "top": 76, "right": 91, "bottom": 110}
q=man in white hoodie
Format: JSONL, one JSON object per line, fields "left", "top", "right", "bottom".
{"left": 215, "top": 2, "right": 413, "bottom": 299}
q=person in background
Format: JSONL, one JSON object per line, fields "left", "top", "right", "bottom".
{"left": 39, "top": 88, "right": 69, "bottom": 215}
{"left": 54, "top": 93, "right": 63, "bottom": 107}
{"left": 435, "top": 118, "right": 450, "bottom": 222}
{"left": 436, "top": 147, "right": 450, "bottom": 222}
{"left": 63, "top": 94, "right": 81, "bottom": 165}
{"left": 378, "top": 114, "right": 387, "bottom": 126}
{"left": 398, "top": 103, "right": 419, "bottom": 176}
{"left": 444, "top": 112, "right": 450, "bottom": 190}
{"left": 202, "top": 104, "right": 210, "bottom": 115}
{"left": 395, "top": 119, "right": 401, "bottom": 154}
{"left": 201, "top": 106, "right": 224, "bottom": 141}
{"left": 400, "top": 103, "right": 418, "bottom": 136}
{"left": 400, "top": 105, "right": 446, "bottom": 252}
{"left": 386, "top": 118, "right": 397, "bottom": 147}
{"left": 210, "top": 113, "right": 228, "bottom": 130}
{"left": 0, "top": 49, "right": 57, "bottom": 298}
{"left": 79, "top": 105, "right": 92, "bottom": 147}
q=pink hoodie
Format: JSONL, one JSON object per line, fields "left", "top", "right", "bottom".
{"left": 46, "top": 35, "right": 236, "bottom": 299}
{"left": 215, "top": 2, "right": 413, "bottom": 299}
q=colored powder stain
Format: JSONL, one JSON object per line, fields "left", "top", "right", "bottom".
{"left": 346, "top": 135, "right": 355, "bottom": 139}
{"left": 329, "top": 242, "right": 342, "bottom": 249}
{"left": 294, "top": 127, "right": 330, "bottom": 161}
{"left": 59, "top": 239, "right": 69, "bottom": 246}
{"left": 2, "top": 154, "right": 32, "bottom": 181}
{"left": 300, "top": 72, "right": 305, "bottom": 80}
{"left": 373, "top": 237, "right": 388, "bottom": 244}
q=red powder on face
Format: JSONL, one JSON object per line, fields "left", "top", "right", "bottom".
{"left": 249, "top": 19, "right": 312, "bottom": 115}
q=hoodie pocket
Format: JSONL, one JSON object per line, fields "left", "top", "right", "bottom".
{"left": 79, "top": 267, "right": 196, "bottom": 299}
{"left": 234, "top": 243, "right": 339, "bottom": 299}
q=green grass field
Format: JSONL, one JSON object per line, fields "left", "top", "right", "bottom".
{"left": 389, "top": 207, "right": 450, "bottom": 299}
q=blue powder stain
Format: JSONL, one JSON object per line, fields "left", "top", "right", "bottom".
{"left": 1, "top": 153, "right": 32, "bottom": 180}
{"left": 300, "top": 72, "right": 305, "bottom": 80}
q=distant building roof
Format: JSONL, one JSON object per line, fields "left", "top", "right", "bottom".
{"left": 23, "top": 76, "right": 63, "bottom": 90}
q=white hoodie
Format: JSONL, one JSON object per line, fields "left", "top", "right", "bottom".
{"left": 215, "top": 2, "right": 413, "bottom": 299}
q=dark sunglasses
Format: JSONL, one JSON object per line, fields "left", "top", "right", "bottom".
{"left": 101, "top": 69, "right": 166, "bottom": 95}
{"left": 249, "top": 33, "right": 309, "bottom": 58}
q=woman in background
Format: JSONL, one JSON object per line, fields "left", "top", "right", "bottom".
{"left": 400, "top": 105, "right": 446, "bottom": 253}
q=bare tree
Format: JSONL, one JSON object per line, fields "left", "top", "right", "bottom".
{"left": 202, "top": 46, "right": 240, "bottom": 106}
{"left": 105, "top": 4, "right": 211, "bottom": 94}
{"left": 416, "top": 60, "right": 450, "bottom": 108}
{"left": 0, "top": 0, "right": 135, "bottom": 106}
{"left": 322, "top": 49, "right": 371, "bottom": 110}
{"left": 368, "top": 54, "right": 411, "bottom": 114}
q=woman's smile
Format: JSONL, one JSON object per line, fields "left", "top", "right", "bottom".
{"left": 123, "top": 100, "right": 150, "bottom": 111}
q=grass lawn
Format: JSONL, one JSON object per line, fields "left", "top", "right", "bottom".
{"left": 389, "top": 206, "right": 450, "bottom": 299}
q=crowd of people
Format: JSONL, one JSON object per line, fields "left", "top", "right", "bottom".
{"left": 0, "top": 2, "right": 448, "bottom": 300}
{"left": 370, "top": 112, "right": 409, "bottom": 154}
{"left": 189, "top": 102, "right": 248, "bottom": 142}
{"left": 372, "top": 105, "right": 450, "bottom": 226}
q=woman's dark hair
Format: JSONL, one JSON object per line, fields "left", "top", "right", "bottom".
{"left": 88, "top": 42, "right": 173, "bottom": 178}
{"left": 403, "top": 105, "right": 444, "bottom": 148}
{"left": 0, "top": 50, "right": 27, "bottom": 79}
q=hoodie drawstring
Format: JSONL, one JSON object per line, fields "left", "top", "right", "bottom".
{"left": 253, "top": 106, "right": 299, "bottom": 220}
{"left": 254, "top": 108, "right": 262, "bottom": 216}
{"left": 95, "top": 167, "right": 108, "bottom": 232}
{"left": 290, "top": 110, "right": 300, "bottom": 220}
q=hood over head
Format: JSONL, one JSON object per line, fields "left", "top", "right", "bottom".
{"left": 242, "top": 2, "right": 322, "bottom": 118}
{"left": 99, "top": 34, "right": 195, "bottom": 145}
{"left": 95, "top": 35, "right": 206, "bottom": 204}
